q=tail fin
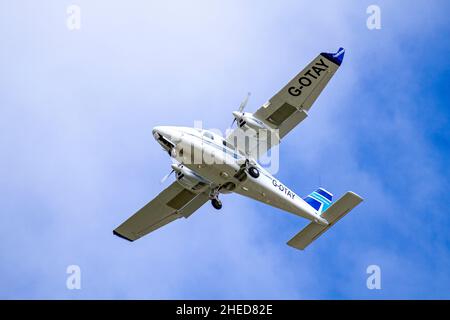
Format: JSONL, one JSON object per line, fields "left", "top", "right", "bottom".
{"left": 288, "top": 191, "right": 363, "bottom": 250}
{"left": 303, "top": 188, "right": 333, "bottom": 215}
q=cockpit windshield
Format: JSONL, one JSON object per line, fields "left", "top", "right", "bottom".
{"left": 203, "top": 132, "right": 214, "bottom": 140}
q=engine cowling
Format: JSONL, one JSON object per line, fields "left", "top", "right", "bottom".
{"left": 173, "top": 164, "right": 209, "bottom": 193}
{"left": 232, "top": 111, "right": 269, "bottom": 131}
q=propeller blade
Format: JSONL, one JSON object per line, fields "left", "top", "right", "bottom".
{"left": 160, "top": 169, "right": 175, "bottom": 184}
{"left": 231, "top": 92, "right": 251, "bottom": 128}
{"left": 238, "top": 92, "right": 251, "bottom": 113}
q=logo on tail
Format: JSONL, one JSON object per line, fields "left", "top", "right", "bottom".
{"left": 304, "top": 188, "right": 333, "bottom": 214}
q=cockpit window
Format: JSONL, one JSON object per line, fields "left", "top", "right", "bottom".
{"left": 203, "top": 132, "right": 214, "bottom": 140}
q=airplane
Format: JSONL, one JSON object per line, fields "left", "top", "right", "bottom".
{"left": 113, "top": 47, "right": 363, "bottom": 250}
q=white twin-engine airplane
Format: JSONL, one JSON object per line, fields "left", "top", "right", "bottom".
{"left": 114, "top": 48, "right": 363, "bottom": 250}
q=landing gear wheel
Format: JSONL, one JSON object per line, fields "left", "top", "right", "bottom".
{"left": 248, "top": 166, "right": 260, "bottom": 178}
{"left": 211, "top": 198, "right": 222, "bottom": 210}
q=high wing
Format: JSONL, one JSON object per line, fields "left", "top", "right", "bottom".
{"left": 227, "top": 48, "right": 345, "bottom": 159}
{"left": 113, "top": 181, "right": 209, "bottom": 241}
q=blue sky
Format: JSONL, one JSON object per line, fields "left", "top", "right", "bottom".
{"left": 0, "top": 1, "right": 449, "bottom": 299}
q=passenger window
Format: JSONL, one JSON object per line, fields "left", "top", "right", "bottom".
{"left": 222, "top": 140, "right": 234, "bottom": 149}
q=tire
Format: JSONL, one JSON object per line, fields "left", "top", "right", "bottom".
{"left": 211, "top": 198, "right": 222, "bottom": 210}
{"left": 248, "top": 166, "right": 260, "bottom": 178}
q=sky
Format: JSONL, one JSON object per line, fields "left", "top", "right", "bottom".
{"left": 0, "top": 0, "right": 449, "bottom": 299}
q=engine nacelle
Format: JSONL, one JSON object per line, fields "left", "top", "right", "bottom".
{"left": 173, "top": 164, "right": 209, "bottom": 193}
{"left": 232, "top": 111, "right": 269, "bottom": 131}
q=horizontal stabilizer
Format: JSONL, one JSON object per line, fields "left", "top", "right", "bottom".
{"left": 287, "top": 191, "right": 363, "bottom": 250}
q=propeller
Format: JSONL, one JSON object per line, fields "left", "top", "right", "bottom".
{"left": 231, "top": 92, "right": 251, "bottom": 128}
{"left": 239, "top": 92, "right": 251, "bottom": 113}
{"left": 160, "top": 169, "right": 175, "bottom": 184}
{"left": 160, "top": 160, "right": 179, "bottom": 184}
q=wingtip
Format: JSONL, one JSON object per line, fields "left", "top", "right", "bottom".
{"left": 346, "top": 191, "right": 364, "bottom": 203}
{"left": 113, "top": 229, "right": 135, "bottom": 242}
{"left": 286, "top": 240, "right": 306, "bottom": 251}
{"left": 321, "top": 47, "right": 345, "bottom": 66}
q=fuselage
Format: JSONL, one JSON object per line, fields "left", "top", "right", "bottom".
{"left": 152, "top": 125, "right": 327, "bottom": 224}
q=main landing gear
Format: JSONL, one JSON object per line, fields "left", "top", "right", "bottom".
{"left": 210, "top": 187, "right": 222, "bottom": 210}
{"left": 245, "top": 159, "right": 260, "bottom": 178}
{"left": 209, "top": 160, "right": 260, "bottom": 210}
{"left": 248, "top": 166, "right": 260, "bottom": 178}
{"left": 211, "top": 198, "right": 222, "bottom": 210}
